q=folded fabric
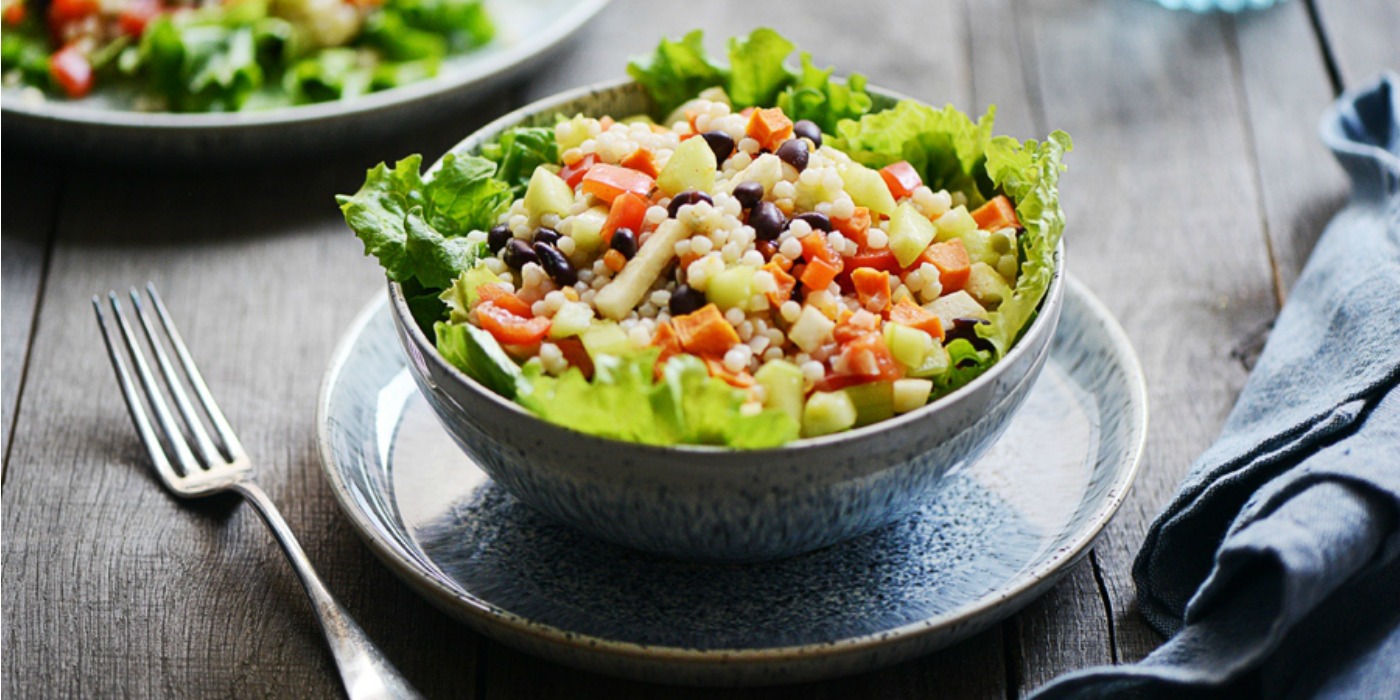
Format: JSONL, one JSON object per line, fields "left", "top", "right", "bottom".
{"left": 1032, "top": 73, "right": 1400, "bottom": 698}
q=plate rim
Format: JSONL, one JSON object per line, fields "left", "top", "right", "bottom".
{"left": 0, "top": 0, "right": 610, "bottom": 130}
{"left": 314, "top": 274, "right": 1149, "bottom": 668}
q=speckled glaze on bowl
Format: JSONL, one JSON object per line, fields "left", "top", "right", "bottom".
{"left": 388, "top": 80, "right": 1065, "bottom": 561}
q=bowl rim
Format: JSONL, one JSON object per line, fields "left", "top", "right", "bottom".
{"left": 386, "top": 77, "right": 1067, "bottom": 455}
{"left": 316, "top": 274, "right": 1148, "bottom": 671}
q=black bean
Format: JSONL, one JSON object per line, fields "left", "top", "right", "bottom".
{"left": 669, "top": 284, "right": 706, "bottom": 316}
{"left": 487, "top": 224, "right": 512, "bottom": 253}
{"left": 793, "top": 119, "right": 823, "bottom": 148}
{"left": 504, "top": 239, "right": 538, "bottom": 269}
{"left": 610, "top": 227, "right": 638, "bottom": 259}
{"left": 946, "top": 317, "right": 996, "bottom": 354}
{"left": 667, "top": 190, "right": 714, "bottom": 218}
{"left": 732, "top": 181, "right": 764, "bottom": 209}
{"left": 749, "top": 201, "right": 787, "bottom": 241}
{"left": 534, "top": 242, "right": 577, "bottom": 286}
{"left": 776, "top": 139, "right": 809, "bottom": 171}
{"left": 532, "top": 226, "right": 561, "bottom": 246}
{"left": 701, "top": 131, "right": 735, "bottom": 166}
{"left": 794, "top": 211, "right": 832, "bottom": 232}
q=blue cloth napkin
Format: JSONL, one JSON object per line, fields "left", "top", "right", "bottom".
{"left": 1033, "top": 73, "right": 1400, "bottom": 698}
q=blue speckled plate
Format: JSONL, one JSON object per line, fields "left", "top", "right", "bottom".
{"left": 316, "top": 276, "right": 1147, "bottom": 686}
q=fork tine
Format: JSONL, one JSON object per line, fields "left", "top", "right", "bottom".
{"left": 144, "top": 283, "right": 246, "bottom": 461}
{"left": 93, "top": 296, "right": 182, "bottom": 487}
{"left": 107, "top": 291, "right": 202, "bottom": 477}
{"left": 128, "top": 288, "right": 226, "bottom": 469}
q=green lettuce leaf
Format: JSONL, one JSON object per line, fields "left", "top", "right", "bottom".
{"left": 140, "top": 17, "right": 266, "bottom": 111}
{"left": 480, "top": 126, "right": 560, "bottom": 198}
{"left": 626, "top": 29, "right": 727, "bottom": 117}
{"left": 977, "top": 130, "right": 1072, "bottom": 357}
{"left": 386, "top": 0, "right": 494, "bottom": 48}
{"left": 509, "top": 351, "right": 799, "bottom": 448}
{"left": 724, "top": 28, "right": 795, "bottom": 109}
{"left": 833, "top": 100, "right": 997, "bottom": 206}
{"left": 404, "top": 208, "right": 489, "bottom": 289}
{"left": 776, "top": 52, "right": 873, "bottom": 135}
{"left": 423, "top": 149, "right": 512, "bottom": 235}
{"left": 434, "top": 321, "right": 523, "bottom": 399}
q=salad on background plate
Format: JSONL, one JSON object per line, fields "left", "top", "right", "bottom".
{"left": 340, "top": 28, "right": 1071, "bottom": 448}
{"left": 0, "top": 0, "right": 492, "bottom": 110}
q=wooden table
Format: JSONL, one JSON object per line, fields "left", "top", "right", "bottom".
{"left": 3, "top": 1, "right": 1395, "bottom": 696}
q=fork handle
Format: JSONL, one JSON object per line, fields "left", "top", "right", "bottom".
{"left": 234, "top": 481, "right": 425, "bottom": 700}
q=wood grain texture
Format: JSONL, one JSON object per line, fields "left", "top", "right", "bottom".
{"left": 1315, "top": 0, "right": 1400, "bottom": 88}
{"left": 1018, "top": 0, "right": 1281, "bottom": 665}
{"left": 1, "top": 151, "right": 61, "bottom": 464}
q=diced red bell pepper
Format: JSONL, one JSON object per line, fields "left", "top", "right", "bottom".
{"left": 601, "top": 190, "right": 649, "bottom": 245}
{"left": 879, "top": 161, "right": 923, "bottom": 200}
{"left": 48, "top": 0, "right": 96, "bottom": 24}
{"left": 3, "top": 1, "right": 26, "bottom": 25}
{"left": 476, "top": 302, "right": 550, "bottom": 346}
{"left": 117, "top": 0, "right": 162, "bottom": 36}
{"left": 581, "top": 163, "right": 655, "bottom": 205}
{"left": 558, "top": 153, "right": 596, "bottom": 189}
{"left": 474, "top": 284, "right": 533, "bottom": 317}
{"left": 49, "top": 44, "right": 93, "bottom": 98}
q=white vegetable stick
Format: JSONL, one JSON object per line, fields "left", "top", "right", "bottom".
{"left": 594, "top": 219, "right": 689, "bottom": 320}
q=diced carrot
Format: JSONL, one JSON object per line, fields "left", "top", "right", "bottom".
{"left": 762, "top": 261, "right": 796, "bottom": 307}
{"left": 850, "top": 268, "right": 891, "bottom": 313}
{"left": 558, "top": 153, "right": 596, "bottom": 189}
{"left": 970, "top": 195, "right": 1021, "bottom": 231}
{"left": 833, "top": 206, "right": 871, "bottom": 247}
{"left": 603, "top": 248, "right": 627, "bottom": 273}
{"left": 3, "top": 1, "right": 25, "bottom": 24}
{"left": 554, "top": 338, "right": 595, "bottom": 379}
{"left": 800, "top": 256, "right": 842, "bottom": 292}
{"left": 477, "top": 302, "right": 551, "bottom": 346}
{"left": 582, "top": 164, "right": 655, "bottom": 204}
{"left": 879, "top": 161, "right": 923, "bottom": 200}
{"left": 475, "top": 284, "right": 533, "bottom": 317}
{"left": 705, "top": 357, "right": 756, "bottom": 388}
{"left": 799, "top": 232, "right": 841, "bottom": 267}
{"left": 746, "top": 107, "right": 794, "bottom": 151}
{"left": 888, "top": 298, "right": 945, "bottom": 341}
{"left": 771, "top": 254, "right": 794, "bottom": 272}
{"left": 917, "top": 238, "right": 972, "bottom": 292}
{"left": 620, "top": 148, "right": 658, "bottom": 178}
{"left": 685, "top": 110, "right": 699, "bottom": 134}
{"left": 678, "top": 251, "right": 702, "bottom": 273}
{"left": 672, "top": 304, "right": 741, "bottom": 357}
{"left": 651, "top": 321, "right": 682, "bottom": 365}
{"left": 601, "top": 190, "right": 649, "bottom": 244}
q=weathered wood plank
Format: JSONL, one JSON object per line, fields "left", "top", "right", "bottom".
{"left": 0, "top": 151, "right": 62, "bottom": 465}
{"left": 1018, "top": 0, "right": 1282, "bottom": 666}
{"left": 1315, "top": 0, "right": 1400, "bottom": 88}
{"left": 1231, "top": 3, "right": 1350, "bottom": 298}
{"left": 0, "top": 126, "right": 500, "bottom": 697}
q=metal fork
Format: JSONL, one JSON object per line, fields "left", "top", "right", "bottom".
{"left": 94, "top": 284, "right": 423, "bottom": 700}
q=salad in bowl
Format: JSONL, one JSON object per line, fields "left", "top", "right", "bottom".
{"left": 341, "top": 28, "right": 1070, "bottom": 449}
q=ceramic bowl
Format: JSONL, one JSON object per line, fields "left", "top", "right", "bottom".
{"left": 387, "top": 79, "right": 1065, "bottom": 561}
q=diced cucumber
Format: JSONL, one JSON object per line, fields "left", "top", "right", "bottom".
{"left": 548, "top": 301, "right": 595, "bottom": 339}
{"left": 958, "top": 228, "right": 1001, "bottom": 266}
{"left": 524, "top": 166, "right": 574, "bottom": 220}
{"left": 893, "top": 378, "right": 934, "bottom": 413}
{"left": 788, "top": 305, "right": 836, "bottom": 353}
{"left": 838, "top": 162, "right": 897, "bottom": 216}
{"left": 841, "top": 381, "right": 895, "bottom": 427}
{"left": 925, "top": 290, "right": 987, "bottom": 329}
{"left": 620, "top": 114, "right": 655, "bottom": 125}
{"left": 755, "top": 359, "right": 805, "bottom": 425}
{"left": 802, "top": 390, "right": 858, "bottom": 438}
{"left": 883, "top": 322, "right": 935, "bottom": 369}
{"left": 556, "top": 114, "right": 592, "bottom": 151}
{"left": 963, "top": 262, "right": 1012, "bottom": 310}
{"left": 906, "top": 343, "right": 950, "bottom": 378}
{"left": 657, "top": 135, "right": 717, "bottom": 197}
{"left": 706, "top": 266, "right": 755, "bottom": 311}
{"left": 933, "top": 205, "right": 977, "bottom": 241}
{"left": 594, "top": 219, "right": 689, "bottom": 320}
{"left": 568, "top": 205, "right": 609, "bottom": 257}
{"left": 888, "top": 201, "right": 938, "bottom": 268}
{"left": 729, "top": 154, "right": 784, "bottom": 194}
{"left": 580, "top": 321, "right": 630, "bottom": 360}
